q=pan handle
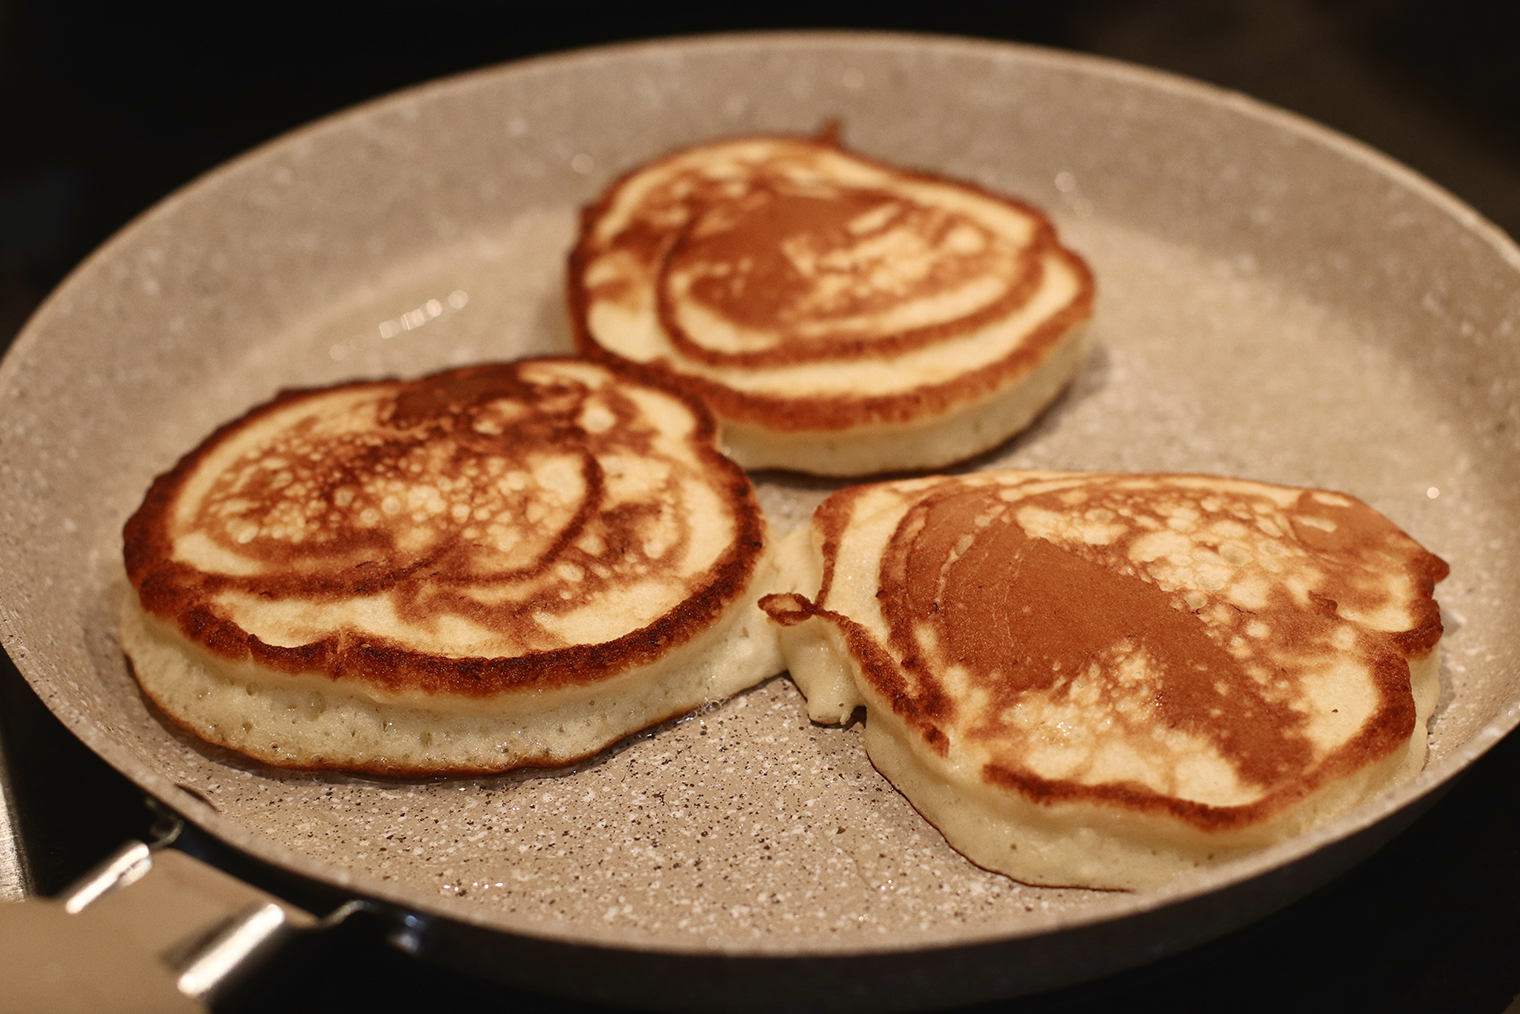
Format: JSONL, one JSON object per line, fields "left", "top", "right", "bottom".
{"left": 0, "top": 812, "right": 330, "bottom": 1013}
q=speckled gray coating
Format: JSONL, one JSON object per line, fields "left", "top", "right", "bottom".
{"left": 2, "top": 32, "right": 1518, "bottom": 1009}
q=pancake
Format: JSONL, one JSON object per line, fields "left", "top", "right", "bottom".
{"left": 762, "top": 470, "right": 1447, "bottom": 889}
{"left": 569, "top": 135, "right": 1094, "bottom": 476}
{"left": 121, "top": 357, "right": 784, "bottom": 775}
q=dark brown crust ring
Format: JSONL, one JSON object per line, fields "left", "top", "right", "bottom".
{"left": 652, "top": 187, "right": 1057, "bottom": 370}
{"left": 779, "top": 473, "right": 1447, "bottom": 833}
{"left": 123, "top": 357, "right": 767, "bottom": 700}
{"left": 568, "top": 135, "right": 1096, "bottom": 434}
{"left": 577, "top": 246, "right": 1093, "bottom": 434}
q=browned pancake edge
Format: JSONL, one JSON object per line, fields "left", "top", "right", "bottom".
{"left": 568, "top": 135, "right": 1095, "bottom": 434}
{"left": 124, "top": 357, "right": 768, "bottom": 702}
{"left": 766, "top": 471, "right": 1447, "bottom": 834}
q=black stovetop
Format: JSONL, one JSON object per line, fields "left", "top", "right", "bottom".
{"left": 3, "top": 3, "right": 1517, "bottom": 1011}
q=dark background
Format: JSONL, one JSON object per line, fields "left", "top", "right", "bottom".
{"left": 2, "top": 1, "right": 1518, "bottom": 1011}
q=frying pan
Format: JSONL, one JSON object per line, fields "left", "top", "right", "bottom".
{"left": 2, "top": 32, "right": 1518, "bottom": 1011}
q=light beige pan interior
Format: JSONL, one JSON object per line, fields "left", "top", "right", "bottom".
{"left": 1, "top": 33, "right": 1517, "bottom": 1011}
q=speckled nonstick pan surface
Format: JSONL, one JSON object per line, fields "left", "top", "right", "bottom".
{"left": 3, "top": 32, "right": 1518, "bottom": 1012}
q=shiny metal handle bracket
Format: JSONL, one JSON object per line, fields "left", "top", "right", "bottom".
{"left": 0, "top": 814, "right": 317, "bottom": 1013}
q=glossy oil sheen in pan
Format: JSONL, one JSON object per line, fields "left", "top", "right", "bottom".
{"left": 1, "top": 32, "right": 1517, "bottom": 1012}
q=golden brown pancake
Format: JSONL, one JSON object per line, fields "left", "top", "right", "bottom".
{"left": 121, "top": 357, "right": 784, "bottom": 775}
{"left": 569, "top": 136, "right": 1094, "bottom": 476}
{"left": 763, "top": 470, "right": 1447, "bottom": 889}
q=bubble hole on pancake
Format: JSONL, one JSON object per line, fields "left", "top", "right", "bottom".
{"left": 761, "top": 471, "right": 1447, "bottom": 890}
{"left": 121, "top": 357, "right": 784, "bottom": 774}
{"left": 569, "top": 136, "right": 1095, "bottom": 476}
